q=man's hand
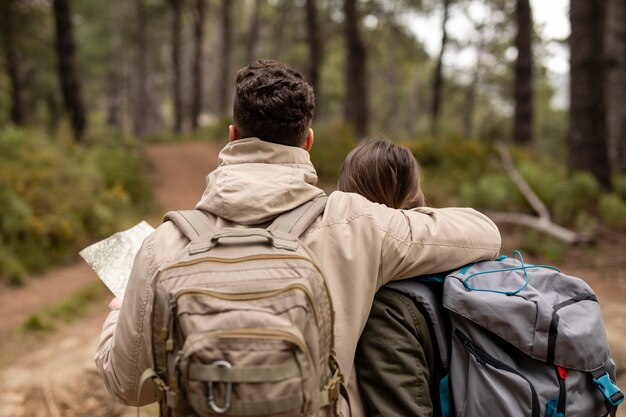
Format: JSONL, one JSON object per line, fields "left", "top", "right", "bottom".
{"left": 108, "top": 297, "right": 122, "bottom": 311}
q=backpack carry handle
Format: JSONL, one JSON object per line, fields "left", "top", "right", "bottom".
{"left": 189, "top": 228, "right": 299, "bottom": 254}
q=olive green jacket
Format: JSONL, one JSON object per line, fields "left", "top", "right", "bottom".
{"left": 356, "top": 287, "right": 443, "bottom": 417}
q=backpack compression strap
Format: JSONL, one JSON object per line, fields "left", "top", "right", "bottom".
{"left": 268, "top": 196, "right": 328, "bottom": 238}
{"left": 163, "top": 209, "right": 216, "bottom": 241}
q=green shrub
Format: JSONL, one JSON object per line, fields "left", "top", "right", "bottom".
{"left": 22, "top": 314, "right": 53, "bottom": 332}
{"left": 613, "top": 175, "right": 626, "bottom": 201}
{"left": 406, "top": 138, "right": 498, "bottom": 207}
{"left": 517, "top": 161, "right": 564, "bottom": 208}
{"left": 21, "top": 282, "right": 107, "bottom": 333}
{"left": 550, "top": 172, "right": 600, "bottom": 224}
{"left": 309, "top": 121, "right": 357, "bottom": 186}
{"left": 519, "top": 231, "right": 567, "bottom": 263}
{"left": 0, "top": 127, "right": 153, "bottom": 284}
{"left": 459, "top": 174, "right": 523, "bottom": 211}
{"left": 598, "top": 194, "right": 626, "bottom": 230}
{"left": 49, "top": 282, "right": 104, "bottom": 322}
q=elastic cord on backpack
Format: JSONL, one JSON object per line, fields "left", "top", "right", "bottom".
{"left": 462, "top": 250, "right": 561, "bottom": 296}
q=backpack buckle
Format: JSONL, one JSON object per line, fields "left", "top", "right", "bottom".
{"left": 207, "top": 360, "right": 233, "bottom": 414}
{"left": 593, "top": 372, "right": 625, "bottom": 407}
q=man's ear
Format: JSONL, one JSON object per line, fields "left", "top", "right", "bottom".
{"left": 303, "top": 128, "right": 314, "bottom": 152}
{"left": 228, "top": 125, "right": 239, "bottom": 142}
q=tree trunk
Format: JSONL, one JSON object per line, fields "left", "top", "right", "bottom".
{"left": 106, "top": 0, "right": 125, "bottom": 128}
{"left": 305, "top": 0, "right": 322, "bottom": 98}
{"left": 272, "top": 0, "right": 291, "bottom": 61}
{"left": 169, "top": 0, "right": 183, "bottom": 134}
{"left": 132, "top": 0, "right": 148, "bottom": 139}
{"left": 618, "top": 11, "right": 626, "bottom": 173}
{"left": 191, "top": 0, "right": 206, "bottom": 131}
{"left": 567, "top": 0, "right": 611, "bottom": 189}
{"left": 463, "top": 63, "right": 479, "bottom": 139}
{"left": 52, "top": 0, "right": 87, "bottom": 140}
{"left": 343, "top": 0, "right": 368, "bottom": 138}
{"left": 245, "top": 0, "right": 261, "bottom": 64}
{"left": 1, "top": 0, "right": 25, "bottom": 125}
{"left": 513, "top": 0, "right": 533, "bottom": 145}
{"left": 218, "top": 0, "right": 233, "bottom": 116}
{"left": 605, "top": 0, "right": 626, "bottom": 172}
{"left": 430, "top": 0, "right": 451, "bottom": 135}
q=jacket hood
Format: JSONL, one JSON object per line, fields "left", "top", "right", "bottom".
{"left": 196, "top": 138, "right": 325, "bottom": 225}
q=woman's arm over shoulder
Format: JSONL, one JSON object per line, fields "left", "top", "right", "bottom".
{"left": 372, "top": 204, "right": 501, "bottom": 283}
{"left": 95, "top": 221, "right": 187, "bottom": 406}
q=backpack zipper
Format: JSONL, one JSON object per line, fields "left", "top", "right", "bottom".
{"left": 455, "top": 329, "right": 540, "bottom": 417}
{"left": 174, "top": 283, "right": 319, "bottom": 325}
{"left": 182, "top": 327, "right": 311, "bottom": 358}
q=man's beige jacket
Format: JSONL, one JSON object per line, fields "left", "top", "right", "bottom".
{"left": 95, "top": 138, "right": 501, "bottom": 416}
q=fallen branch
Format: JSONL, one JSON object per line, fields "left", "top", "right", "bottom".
{"left": 495, "top": 143, "right": 551, "bottom": 221}
{"left": 486, "top": 212, "right": 589, "bottom": 245}
{"left": 489, "top": 142, "right": 590, "bottom": 245}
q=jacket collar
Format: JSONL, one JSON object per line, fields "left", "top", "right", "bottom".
{"left": 196, "top": 138, "right": 325, "bottom": 225}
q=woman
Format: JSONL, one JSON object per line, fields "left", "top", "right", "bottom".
{"left": 338, "top": 139, "right": 444, "bottom": 417}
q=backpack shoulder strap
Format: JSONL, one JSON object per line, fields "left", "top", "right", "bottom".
{"left": 268, "top": 196, "right": 328, "bottom": 238}
{"left": 164, "top": 209, "right": 216, "bottom": 241}
{"left": 386, "top": 280, "right": 450, "bottom": 371}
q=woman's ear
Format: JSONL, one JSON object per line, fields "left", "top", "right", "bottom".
{"left": 229, "top": 125, "right": 239, "bottom": 142}
{"left": 304, "top": 128, "right": 314, "bottom": 151}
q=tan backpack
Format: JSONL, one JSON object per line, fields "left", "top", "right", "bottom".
{"left": 139, "top": 197, "right": 345, "bottom": 417}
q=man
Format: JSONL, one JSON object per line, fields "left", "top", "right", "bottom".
{"left": 95, "top": 59, "right": 501, "bottom": 416}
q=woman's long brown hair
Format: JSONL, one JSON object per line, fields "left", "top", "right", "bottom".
{"left": 337, "top": 139, "right": 426, "bottom": 209}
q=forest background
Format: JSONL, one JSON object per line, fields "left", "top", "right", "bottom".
{"left": 0, "top": 0, "right": 625, "bottom": 286}
{"left": 1, "top": 1, "right": 626, "bottom": 415}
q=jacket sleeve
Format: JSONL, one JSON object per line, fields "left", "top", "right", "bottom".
{"left": 95, "top": 232, "right": 159, "bottom": 406}
{"left": 371, "top": 205, "right": 501, "bottom": 286}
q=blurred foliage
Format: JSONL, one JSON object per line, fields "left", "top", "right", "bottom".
{"left": 516, "top": 231, "right": 568, "bottom": 263}
{"left": 22, "top": 281, "right": 107, "bottom": 332}
{"left": 310, "top": 121, "right": 358, "bottom": 185}
{"left": 313, "top": 132, "right": 626, "bottom": 238}
{"left": 406, "top": 138, "right": 626, "bottom": 235}
{"left": 0, "top": 126, "right": 153, "bottom": 285}
{"left": 0, "top": 0, "right": 571, "bottom": 155}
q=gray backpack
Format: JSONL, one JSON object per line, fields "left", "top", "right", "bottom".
{"left": 139, "top": 197, "right": 347, "bottom": 417}
{"left": 389, "top": 251, "right": 623, "bottom": 417}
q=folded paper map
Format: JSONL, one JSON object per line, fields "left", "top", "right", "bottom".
{"left": 80, "top": 221, "right": 155, "bottom": 299}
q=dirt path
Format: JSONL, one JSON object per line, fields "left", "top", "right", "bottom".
{"left": 0, "top": 141, "right": 222, "bottom": 417}
{"left": 0, "top": 140, "right": 625, "bottom": 416}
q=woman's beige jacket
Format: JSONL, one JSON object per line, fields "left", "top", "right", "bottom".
{"left": 95, "top": 138, "right": 501, "bottom": 416}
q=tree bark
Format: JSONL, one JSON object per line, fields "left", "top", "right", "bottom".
{"left": 272, "top": 0, "right": 291, "bottom": 61}
{"left": 1, "top": 0, "right": 25, "bottom": 125}
{"left": 52, "top": 0, "right": 87, "bottom": 140}
{"left": 106, "top": 0, "right": 125, "bottom": 128}
{"left": 132, "top": 0, "right": 148, "bottom": 139}
{"left": 567, "top": 0, "right": 611, "bottom": 189}
{"left": 343, "top": 0, "right": 368, "bottom": 138}
{"left": 463, "top": 63, "right": 479, "bottom": 139}
{"left": 191, "top": 0, "right": 206, "bottom": 131}
{"left": 605, "top": 0, "right": 626, "bottom": 172}
{"left": 169, "top": 0, "right": 183, "bottom": 134}
{"left": 513, "top": 0, "right": 533, "bottom": 145}
{"left": 305, "top": 0, "right": 322, "bottom": 99}
{"left": 430, "top": 0, "right": 451, "bottom": 135}
{"left": 245, "top": 0, "right": 261, "bottom": 64}
{"left": 218, "top": 0, "right": 233, "bottom": 116}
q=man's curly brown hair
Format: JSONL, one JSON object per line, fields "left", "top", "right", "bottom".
{"left": 233, "top": 60, "right": 315, "bottom": 147}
